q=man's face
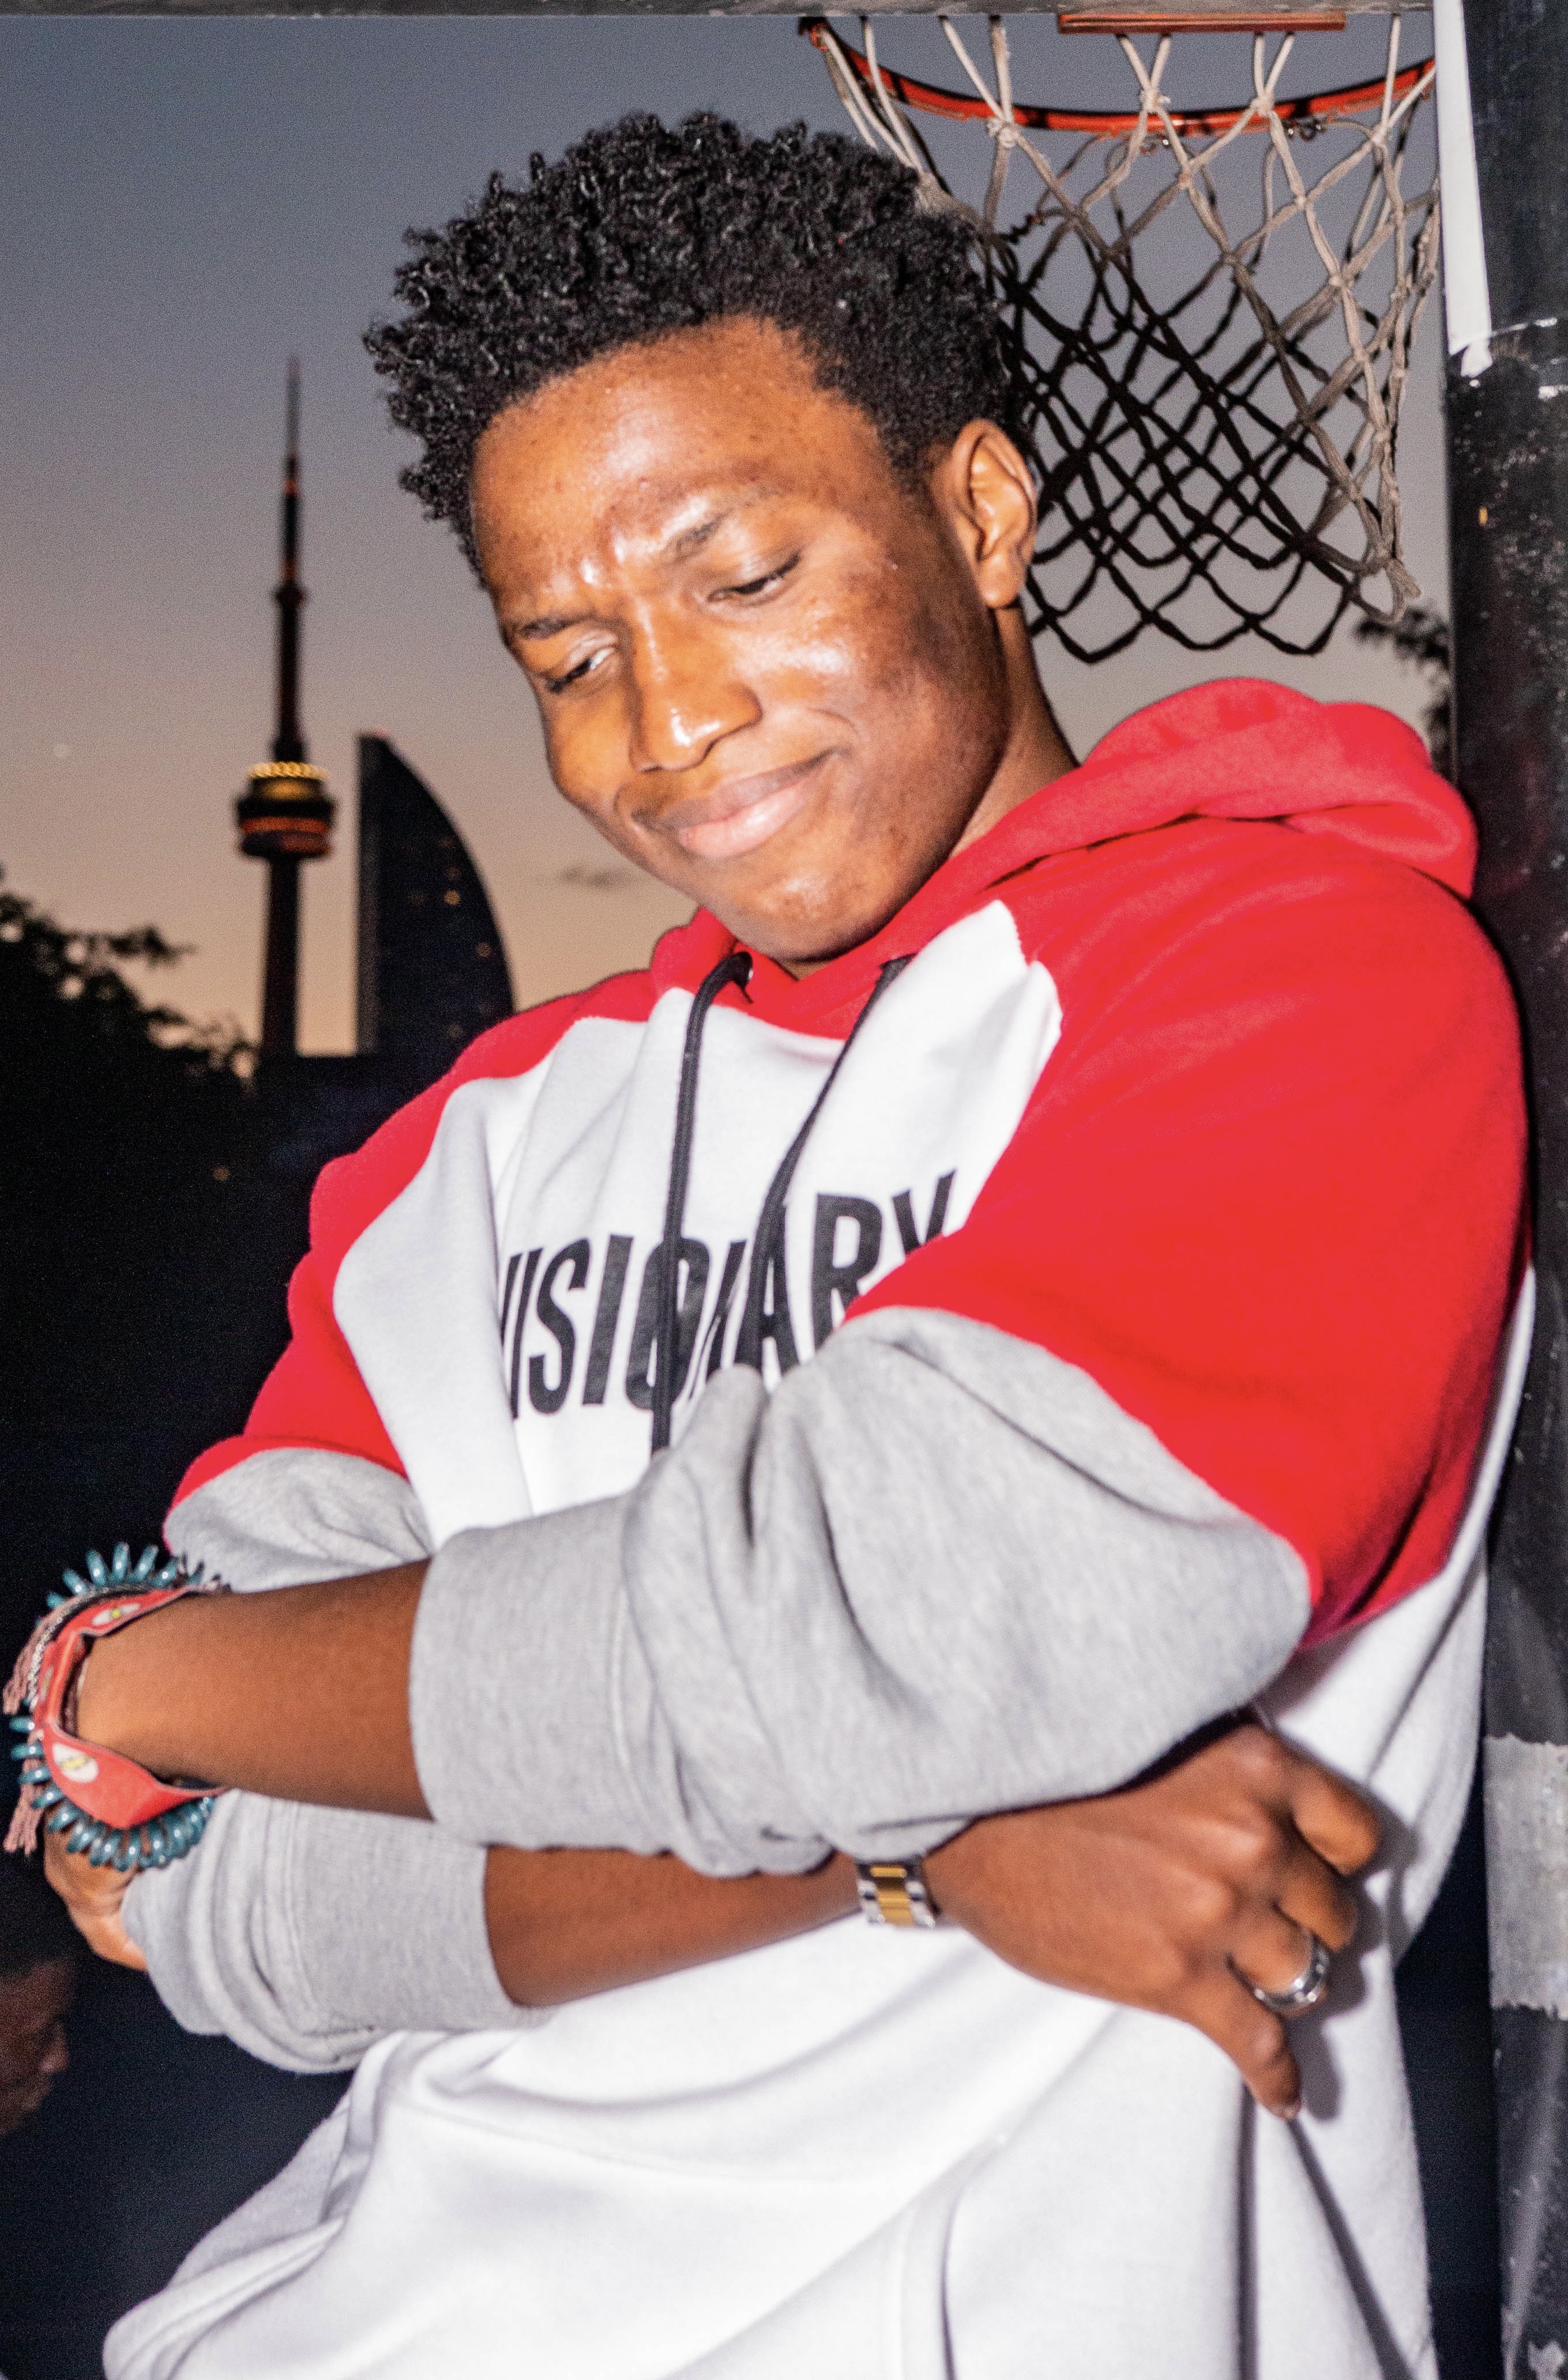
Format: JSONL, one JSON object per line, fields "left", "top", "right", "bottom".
{"left": 0, "top": 1956, "right": 74, "bottom": 2134}
{"left": 471, "top": 319, "right": 1021, "bottom": 966}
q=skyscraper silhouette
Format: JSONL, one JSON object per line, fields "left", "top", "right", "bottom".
{"left": 234, "top": 361, "right": 335, "bottom": 1061}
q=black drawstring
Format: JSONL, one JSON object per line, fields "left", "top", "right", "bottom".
{"left": 650, "top": 949, "right": 753, "bottom": 1454}
{"left": 732, "top": 956, "right": 912, "bottom": 1378}
{"left": 652, "top": 950, "right": 912, "bottom": 1452}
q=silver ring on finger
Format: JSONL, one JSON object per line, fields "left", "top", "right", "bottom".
{"left": 1242, "top": 1932, "right": 1332, "bottom": 2017}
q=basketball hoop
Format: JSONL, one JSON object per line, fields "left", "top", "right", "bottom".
{"left": 804, "top": 14, "right": 1439, "bottom": 659}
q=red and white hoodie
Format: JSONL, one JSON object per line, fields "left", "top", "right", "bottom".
{"left": 112, "top": 681, "right": 1528, "bottom": 2380}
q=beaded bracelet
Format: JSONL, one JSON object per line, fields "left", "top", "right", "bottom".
{"left": 3, "top": 1544, "right": 227, "bottom": 1873}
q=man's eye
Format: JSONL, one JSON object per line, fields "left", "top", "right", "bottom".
{"left": 716, "top": 555, "right": 800, "bottom": 603}
{"left": 542, "top": 651, "right": 603, "bottom": 695}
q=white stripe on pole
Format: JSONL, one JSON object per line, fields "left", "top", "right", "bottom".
{"left": 1434, "top": 0, "right": 1494, "bottom": 377}
{"left": 1487, "top": 1735, "right": 1568, "bottom": 2016}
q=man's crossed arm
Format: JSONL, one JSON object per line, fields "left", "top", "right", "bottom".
{"left": 43, "top": 1309, "right": 1381, "bottom": 2120}
{"left": 50, "top": 1550, "right": 1373, "bottom": 2121}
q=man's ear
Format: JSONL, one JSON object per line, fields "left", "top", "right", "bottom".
{"left": 932, "top": 420, "right": 1039, "bottom": 612}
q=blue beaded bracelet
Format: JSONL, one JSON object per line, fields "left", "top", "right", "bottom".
{"left": 5, "top": 1544, "right": 222, "bottom": 1871}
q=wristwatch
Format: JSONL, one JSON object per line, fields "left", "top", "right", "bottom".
{"left": 855, "top": 1856, "right": 939, "bottom": 1928}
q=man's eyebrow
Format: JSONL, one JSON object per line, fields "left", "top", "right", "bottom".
{"left": 667, "top": 494, "right": 787, "bottom": 556}
{"left": 507, "top": 611, "right": 578, "bottom": 645}
{"left": 666, "top": 509, "right": 732, "bottom": 560}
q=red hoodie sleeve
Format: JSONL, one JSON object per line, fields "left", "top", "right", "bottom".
{"left": 856, "top": 818, "right": 1528, "bottom": 1640}
{"left": 172, "top": 983, "right": 631, "bottom": 1508}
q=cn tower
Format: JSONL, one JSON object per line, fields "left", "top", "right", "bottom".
{"left": 235, "top": 360, "right": 336, "bottom": 1059}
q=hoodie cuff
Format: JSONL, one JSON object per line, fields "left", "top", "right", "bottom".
{"left": 409, "top": 1499, "right": 661, "bottom": 1853}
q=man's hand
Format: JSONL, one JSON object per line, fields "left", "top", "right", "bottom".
{"left": 42, "top": 1832, "right": 149, "bottom": 1972}
{"left": 926, "top": 1721, "right": 1379, "bottom": 2120}
{"left": 483, "top": 1722, "right": 1376, "bottom": 2129}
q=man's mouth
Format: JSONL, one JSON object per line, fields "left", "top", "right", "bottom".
{"left": 656, "top": 754, "right": 829, "bottom": 863}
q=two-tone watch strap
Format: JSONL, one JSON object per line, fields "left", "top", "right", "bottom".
{"left": 855, "top": 1857, "right": 939, "bottom": 1928}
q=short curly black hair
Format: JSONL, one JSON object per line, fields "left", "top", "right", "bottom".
{"left": 364, "top": 112, "right": 1020, "bottom": 572}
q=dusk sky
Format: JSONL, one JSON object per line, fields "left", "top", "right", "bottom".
{"left": 2, "top": 14, "right": 1442, "bottom": 1051}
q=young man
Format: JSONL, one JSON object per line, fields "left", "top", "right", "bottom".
{"left": 46, "top": 116, "right": 1524, "bottom": 2377}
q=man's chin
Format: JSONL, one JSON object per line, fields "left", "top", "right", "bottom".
{"left": 696, "top": 851, "right": 913, "bottom": 972}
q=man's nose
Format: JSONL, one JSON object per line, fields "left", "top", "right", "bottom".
{"left": 40, "top": 2022, "right": 69, "bottom": 2078}
{"left": 626, "top": 629, "right": 761, "bottom": 773}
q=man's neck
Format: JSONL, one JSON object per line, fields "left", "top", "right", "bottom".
{"left": 952, "top": 609, "right": 1075, "bottom": 862}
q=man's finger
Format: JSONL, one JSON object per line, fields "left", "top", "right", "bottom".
{"left": 1277, "top": 1744, "right": 1381, "bottom": 1878}
{"left": 1182, "top": 1970, "right": 1301, "bottom": 2118}
{"left": 42, "top": 1833, "right": 149, "bottom": 1971}
{"left": 72, "top": 1907, "right": 148, "bottom": 1970}
{"left": 1272, "top": 1836, "right": 1361, "bottom": 1954}
{"left": 1228, "top": 1908, "right": 1330, "bottom": 2002}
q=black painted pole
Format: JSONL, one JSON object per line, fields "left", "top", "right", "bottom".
{"left": 1449, "top": 1, "right": 1568, "bottom": 2368}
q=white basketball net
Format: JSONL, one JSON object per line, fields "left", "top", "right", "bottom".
{"left": 810, "top": 14, "right": 1439, "bottom": 657}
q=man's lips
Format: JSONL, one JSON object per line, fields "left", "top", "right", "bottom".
{"left": 655, "top": 754, "right": 829, "bottom": 863}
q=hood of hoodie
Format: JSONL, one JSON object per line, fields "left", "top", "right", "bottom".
{"left": 649, "top": 679, "right": 1476, "bottom": 1031}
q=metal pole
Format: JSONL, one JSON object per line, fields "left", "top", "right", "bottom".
{"left": 1448, "top": 2, "right": 1568, "bottom": 2366}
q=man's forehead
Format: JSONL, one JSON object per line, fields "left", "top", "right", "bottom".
{"left": 473, "top": 320, "right": 892, "bottom": 589}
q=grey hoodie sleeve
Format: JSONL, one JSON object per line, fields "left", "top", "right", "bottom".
{"left": 122, "top": 1793, "right": 524, "bottom": 2073}
{"left": 122, "top": 1450, "right": 531, "bottom": 2069}
{"left": 410, "top": 1307, "right": 1310, "bottom": 1876}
